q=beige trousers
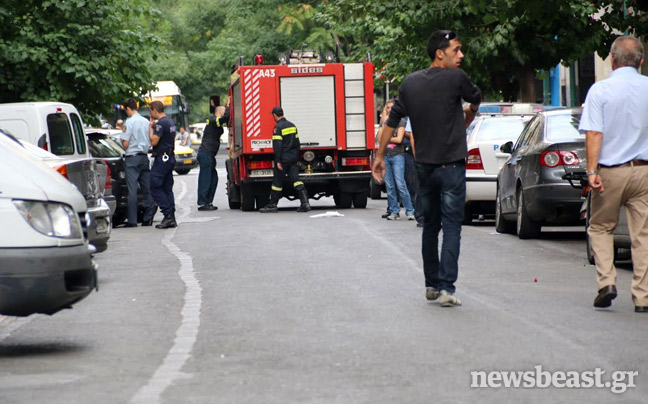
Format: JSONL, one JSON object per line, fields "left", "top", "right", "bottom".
{"left": 588, "top": 165, "right": 648, "bottom": 306}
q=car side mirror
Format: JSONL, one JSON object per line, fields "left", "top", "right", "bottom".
{"left": 500, "top": 141, "right": 513, "bottom": 154}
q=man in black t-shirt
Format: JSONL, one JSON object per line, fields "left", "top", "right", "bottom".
{"left": 372, "top": 30, "right": 481, "bottom": 307}
{"left": 148, "top": 100, "right": 177, "bottom": 229}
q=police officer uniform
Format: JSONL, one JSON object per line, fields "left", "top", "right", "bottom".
{"left": 150, "top": 115, "right": 177, "bottom": 228}
{"left": 259, "top": 106, "right": 311, "bottom": 213}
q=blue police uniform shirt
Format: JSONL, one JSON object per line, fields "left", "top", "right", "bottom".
{"left": 579, "top": 66, "right": 648, "bottom": 165}
{"left": 123, "top": 112, "right": 151, "bottom": 155}
{"left": 152, "top": 116, "right": 176, "bottom": 155}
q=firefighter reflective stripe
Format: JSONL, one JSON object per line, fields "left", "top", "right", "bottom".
{"left": 272, "top": 186, "right": 283, "bottom": 192}
{"left": 281, "top": 127, "right": 297, "bottom": 136}
{"left": 294, "top": 181, "right": 304, "bottom": 187}
{"left": 272, "top": 135, "right": 282, "bottom": 140}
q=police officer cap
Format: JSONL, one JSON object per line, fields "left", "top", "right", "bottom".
{"left": 271, "top": 106, "right": 284, "bottom": 116}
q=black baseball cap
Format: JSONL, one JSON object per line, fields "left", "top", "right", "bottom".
{"left": 271, "top": 106, "right": 284, "bottom": 116}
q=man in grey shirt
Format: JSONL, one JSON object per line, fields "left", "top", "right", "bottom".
{"left": 121, "top": 98, "right": 156, "bottom": 227}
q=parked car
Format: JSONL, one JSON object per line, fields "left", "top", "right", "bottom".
{"left": 174, "top": 142, "right": 198, "bottom": 175}
{"left": 0, "top": 129, "right": 97, "bottom": 316}
{"left": 0, "top": 102, "right": 112, "bottom": 250}
{"left": 16, "top": 138, "right": 112, "bottom": 251}
{"left": 495, "top": 108, "right": 586, "bottom": 238}
{"left": 464, "top": 114, "right": 533, "bottom": 224}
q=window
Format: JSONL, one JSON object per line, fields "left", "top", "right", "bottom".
{"left": 46, "top": 113, "right": 74, "bottom": 155}
{"left": 514, "top": 117, "right": 539, "bottom": 150}
{"left": 546, "top": 113, "right": 583, "bottom": 141}
{"left": 87, "top": 136, "right": 123, "bottom": 158}
{"left": 476, "top": 118, "right": 532, "bottom": 142}
{"left": 70, "top": 113, "right": 86, "bottom": 155}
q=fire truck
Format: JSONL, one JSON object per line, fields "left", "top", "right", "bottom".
{"left": 225, "top": 51, "right": 375, "bottom": 211}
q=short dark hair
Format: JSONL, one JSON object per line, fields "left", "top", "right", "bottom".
{"left": 427, "top": 30, "right": 459, "bottom": 61}
{"left": 149, "top": 100, "right": 165, "bottom": 113}
{"left": 124, "top": 98, "right": 138, "bottom": 111}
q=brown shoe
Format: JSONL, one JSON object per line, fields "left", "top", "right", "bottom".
{"left": 593, "top": 285, "right": 617, "bottom": 308}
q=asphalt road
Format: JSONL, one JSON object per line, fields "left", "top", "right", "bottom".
{"left": 2, "top": 161, "right": 648, "bottom": 403}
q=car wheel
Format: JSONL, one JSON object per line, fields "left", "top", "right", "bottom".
{"left": 334, "top": 192, "right": 353, "bottom": 209}
{"left": 516, "top": 189, "right": 541, "bottom": 239}
{"left": 352, "top": 192, "right": 368, "bottom": 209}
{"left": 495, "top": 188, "right": 515, "bottom": 234}
{"left": 462, "top": 204, "right": 473, "bottom": 225}
{"left": 175, "top": 169, "right": 190, "bottom": 175}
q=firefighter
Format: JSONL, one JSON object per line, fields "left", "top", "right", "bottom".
{"left": 259, "top": 106, "right": 311, "bottom": 213}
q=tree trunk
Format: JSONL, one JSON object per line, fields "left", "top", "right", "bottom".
{"left": 516, "top": 66, "right": 537, "bottom": 103}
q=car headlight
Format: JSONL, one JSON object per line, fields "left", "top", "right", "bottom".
{"left": 13, "top": 200, "right": 83, "bottom": 239}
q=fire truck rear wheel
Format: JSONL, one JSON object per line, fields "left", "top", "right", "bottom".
{"left": 334, "top": 192, "right": 353, "bottom": 209}
{"left": 352, "top": 192, "right": 368, "bottom": 209}
{"left": 240, "top": 187, "right": 256, "bottom": 211}
{"left": 228, "top": 180, "right": 241, "bottom": 210}
{"left": 255, "top": 194, "right": 269, "bottom": 210}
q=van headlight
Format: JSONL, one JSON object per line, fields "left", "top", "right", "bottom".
{"left": 13, "top": 200, "right": 83, "bottom": 239}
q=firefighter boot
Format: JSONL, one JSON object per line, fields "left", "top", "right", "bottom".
{"left": 296, "top": 187, "right": 311, "bottom": 213}
{"left": 259, "top": 191, "right": 281, "bottom": 213}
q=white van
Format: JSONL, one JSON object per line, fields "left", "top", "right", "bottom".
{"left": 0, "top": 102, "right": 90, "bottom": 158}
{"left": 0, "top": 102, "right": 112, "bottom": 251}
{"left": 0, "top": 129, "right": 97, "bottom": 317}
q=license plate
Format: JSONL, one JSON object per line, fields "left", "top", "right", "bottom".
{"left": 184, "top": 159, "right": 193, "bottom": 165}
{"left": 250, "top": 169, "right": 273, "bottom": 177}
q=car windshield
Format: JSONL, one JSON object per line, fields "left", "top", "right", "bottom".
{"left": 476, "top": 118, "right": 531, "bottom": 141}
{"left": 546, "top": 113, "right": 583, "bottom": 141}
{"left": 87, "top": 136, "right": 123, "bottom": 158}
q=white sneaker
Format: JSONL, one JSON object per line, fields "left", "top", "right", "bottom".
{"left": 426, "top": 287, "right": 440, "bottom": 301}
{"left": 406, "top": 214, "right": 416, "bottom": 221}
{"left": 386, "top": 213, "right": 400, "bottom": 220}
{"left": 439, "top": 290, "right": 462, "bottom": 307}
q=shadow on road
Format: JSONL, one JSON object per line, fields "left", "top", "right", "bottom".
{"left": 0, "top": 342, "right": 88, "bottom": 358}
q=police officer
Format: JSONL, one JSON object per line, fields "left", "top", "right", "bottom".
{"left": 148, "top": 100, "right": 177, "bottom": 228}
{"left": 259, "top": 106, "right": 311, "bottom": 213}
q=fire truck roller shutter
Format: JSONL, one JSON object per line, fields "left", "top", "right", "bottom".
{"left": 344, "top": 64, "right": 367, "bottom": 149}
{"left": 279, "top": 76, "right": 336, "bottom": 148}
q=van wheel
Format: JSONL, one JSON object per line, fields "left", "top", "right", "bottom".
{"left": 175, "top": 169, "right": 190, "bottom": 175}
{"left": 516, "top": 189, "right": 541, "bottom": 239}
{"left": 495, "top": 188, "right": 515, "bottom": 234}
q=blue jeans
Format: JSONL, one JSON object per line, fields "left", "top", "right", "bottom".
{"left": 197, "top": 151, "right": 218, "bottom": 206}
{"left": 124, "top": 154, "right": 155, "bottom": 224}
{"left": 385, "top": 154, "right": 414, "bottom": 215}
{"left": 416, "top": 161, "right": 466, "bottom": 293}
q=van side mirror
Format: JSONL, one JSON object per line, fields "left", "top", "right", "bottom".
{"left": 500, "top": 141, "right": 513, "bottom": 154}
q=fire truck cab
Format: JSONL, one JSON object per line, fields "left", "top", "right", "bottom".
{"left": 226, "top": 52, "right": 375, "bottom": 211}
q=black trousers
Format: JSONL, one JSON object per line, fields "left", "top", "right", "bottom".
{"left": 271, "top": 163, "right": 304, "bottom": 193}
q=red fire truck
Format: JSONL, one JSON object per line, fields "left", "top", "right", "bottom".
{"left": 225, "top": 52, "right": 376, "bottom": 211}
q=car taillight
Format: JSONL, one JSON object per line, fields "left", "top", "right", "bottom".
{"left": 540, "top": 151, "right": 580, "bottom": 168}
{"left": 55, "top": 164, "right": 68, "bottom": 178}
{"left": 247, "top": 160, "right": 273, "bottom": 170}
{"left": 103, "top": 161, "right": 112, "bottom": 190}
{"left": 341, "top": 157, "right": 369, "bottom": 166}
{"left": 466, "top": 148, "right": 483, "bottom": 170}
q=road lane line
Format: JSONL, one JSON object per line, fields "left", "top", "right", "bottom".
{"left": 130, "top": 182, "right": 202, "bottom": 404}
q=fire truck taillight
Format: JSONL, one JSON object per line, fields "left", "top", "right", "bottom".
{"left": 254, "top": 54, "right": 264, "bottom": 65}
{"left": 247, "top": 160, "right": 273, "bottom": 170}
{"left": 341, "top": 157, "right": 369, "bottom": 167}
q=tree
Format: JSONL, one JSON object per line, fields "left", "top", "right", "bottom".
{"left": 0, "top": 0, "right": 162, "bottom": 124}
{"left": 316, "top": 0, "right": 648, "bottom": 101}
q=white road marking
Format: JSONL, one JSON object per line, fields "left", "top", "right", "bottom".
{"left": 130, "top": 178, "right": 203, "bottom": 404}
{"left": 0, "top": 316, "right": 35, "bottom": 342}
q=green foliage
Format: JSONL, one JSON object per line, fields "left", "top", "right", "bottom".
{"left": 0, "top": 0, "right": 162, "bottom": 124}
